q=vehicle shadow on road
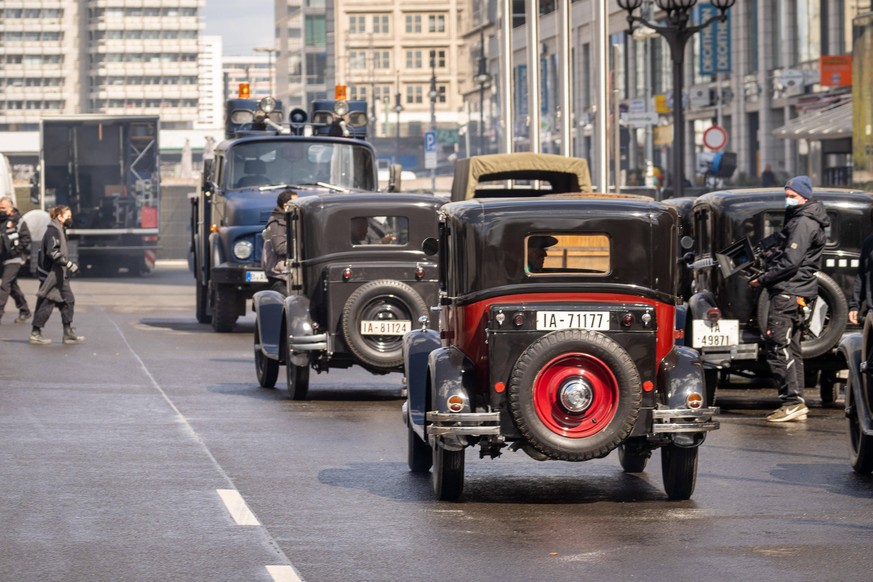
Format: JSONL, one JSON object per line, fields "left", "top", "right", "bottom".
{"left": 769, "top": 462, "right": 873, "bottom": 499}
{"left": 317, "top": 461, "right": 673, "bottom": 504}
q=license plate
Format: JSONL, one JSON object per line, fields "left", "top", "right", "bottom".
{"left": 245, "top": 271, "right": 268, "bottom": 283}
{"left": 692, "top": 319, "right": 739, "bottom": 347}
{"left": 360, "top": 320, "right": 411, "bottom": 336}
{"left": 536, "top": 311, "right": 609, "bottom": 331}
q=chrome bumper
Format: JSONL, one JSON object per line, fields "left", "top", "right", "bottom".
{"left": 426, "top": 411, "right": 501, "bottom": 436}
{"left": 289, "top": 332, "right": 328, "bottom": 352}
{"left": 652, "top": 406, "right": 720, "bottom": 433}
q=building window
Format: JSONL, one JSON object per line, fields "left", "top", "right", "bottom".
{"left": 405, "top": 85, "right": 423, "bottom": 104}
{"left": 428, "top": 49, "right": 446, "bottom": 68}
{"left": 405, "top": 50, "right": 422, "bottom": 69}
{"left": 428, "top": 14, "right": 445, "bottom": 33}
{"left": 372, "top": 14, "right": 389, "bottom": 34}
{"left": 405, "top": 14, "right": 422, "bottom": 34}
{"left": 306, "top": 53, "right": 326, "bottom": 84}
{"left": 349, "top": 15, "right": 366, "bottom": 34}
{"left": 305, "top": 14, "right": 326, "bottom": 46}
{"left": 374, "top": 50, "right": 390, "bottom": 69}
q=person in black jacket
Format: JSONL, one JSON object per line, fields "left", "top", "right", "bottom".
{"left": 261, "top": 189, "right": 297, "bottom": 293}
{"left": 848, "top": 209, "right": 873, "bottom": 326}
{"left": 0, "top": 196, "right": 32, "bottom": 324}
{"left": 750, "top": 176, "right": 830, "bottom": 422}
{"left": 30, "top": 205, "right": 84, "bottom": 345}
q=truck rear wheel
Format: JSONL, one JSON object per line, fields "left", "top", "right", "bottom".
{"left": 507, "top": 329, "right": 642, "bottom": 462}
{"left": 195, "top": 270, "right": 211, "bottom": 324}
{"left": 211, "top": 284, "right": 238, "bottom": 332}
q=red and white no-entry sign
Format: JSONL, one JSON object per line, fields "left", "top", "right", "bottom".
{"left": 703, "top": 125, "right": 728, "bottom": 151}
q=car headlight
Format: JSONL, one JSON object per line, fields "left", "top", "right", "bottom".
{"left": 233, "top": 239, "right": 254, "bottom": 260}
{"left": 347, "top": 111, "right": 368, "bottom": 127}
{"left": 334, "top": 100, "right": 350, "bottom": 117}
{"left": 259, "top": 96, "right": 277, "bottom": 114}
{"left": 230, "top": 110, "right": 254, "bottom": 124}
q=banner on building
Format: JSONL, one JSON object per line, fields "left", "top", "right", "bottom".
{"left": 853, "top": 15, "right": 873, "bottom": 181}
{"left": 698, "top": 4, "right": 732, "bottom": 75}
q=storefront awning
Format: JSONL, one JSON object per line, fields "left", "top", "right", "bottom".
{"left": 773, "top": 101, "right": 852, "bottom": 141}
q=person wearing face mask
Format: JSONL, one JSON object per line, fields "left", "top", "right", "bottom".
{"left": 749, "top": 176, "right": 829, "bottom": 422}
{"left": 0, "top": 196, "right": 32, "bottom": 325}
{"left": 30, "top": 205, "right": 84, "bottom": 345}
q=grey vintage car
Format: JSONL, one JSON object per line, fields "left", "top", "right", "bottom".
{"left": 252, "top": 192, "right": 443, "bottom": 399}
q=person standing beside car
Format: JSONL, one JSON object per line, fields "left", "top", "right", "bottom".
{"left": 262, "top": 189, "right": 297, "bottom": 293}
{"left": 849, "top": 209, "right": 873, "bottom": 327}
{"left": 30, "top": 205, "right": 84, "bottom": 345}
{"left": 0, "top": 196, "right": 32, "bottom": 324}
{"left": 750, "top": 176, "right": 829, "bottom": 422}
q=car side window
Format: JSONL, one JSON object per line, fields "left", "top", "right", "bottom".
{"left": 350, "top": 216, "right": 408, "bottom": 246}
{"left": 525, "top": 233, "right": 610, "bottom": 276}
{"left": 763, "top": 211, "right": 835, "bottom": 245}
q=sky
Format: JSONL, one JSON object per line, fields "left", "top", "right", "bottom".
{"left": 203, "top": 0, "right": 274, "bottom": 56}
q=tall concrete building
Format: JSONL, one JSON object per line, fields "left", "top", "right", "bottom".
{"left": 0, "top": 0, "right": 203, "bottom": 132}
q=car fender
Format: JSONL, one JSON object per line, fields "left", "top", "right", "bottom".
{"left": 838, "top": 332, "right": 873, "bottom": 435}
{"left": 428, "top": 346, "right": 476, "bottom": 449}
{"left": 658, "top": 345, "right": 707, "bottom": 446}
{"left": 284, "top": 294, "right": 315, "bottom": 367}
{"left": 403, "top": 328, "right": 441, "bottom": 432}
{"left": 686, "top": 290, "right": 717, "bottom": 320}
{"left": 253, "top": 290, "right": 285, "bottom": 359}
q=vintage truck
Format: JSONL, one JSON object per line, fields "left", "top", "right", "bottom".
{"left": 191, "top": 86, "right": 384, "bottom": 332}
{"left": 33, "top": 115, "right": 161, "bottom": 275}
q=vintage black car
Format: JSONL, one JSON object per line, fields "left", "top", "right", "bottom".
{"left": 402, "top": 195, "right": 720, "bottom": 501}
{"left": 685, "top": 188, "right": 873, "bottom": 404}
{"left": 252, "top": 192, "right": 442, "bottom": 399}
{"left": 836, "top": 318, "right": 873, "bottom": 473}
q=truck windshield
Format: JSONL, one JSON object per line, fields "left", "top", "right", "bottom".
{"left": 226, "top": 141, "right": 375, "bottom": 191}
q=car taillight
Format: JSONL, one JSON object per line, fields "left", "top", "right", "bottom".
{"left": 621, "top": 313, "right": 634, "bottom": 327}
{"left": 342, "top": 267, "right": 352, "bottom": 281}
{"left": 706, "top": 307, "right": 721, "bottom": 322}
{"left": 415, "top": 266, "right": 425, "bottom": 280}
{"left": 686, "top": 392, "right": 704, "bottom": 409}
{"left": 513, "top": 312, "right": 525, "bottom": 327}
{"left": 447, "top": 394, "right": 465, "bottom": 413}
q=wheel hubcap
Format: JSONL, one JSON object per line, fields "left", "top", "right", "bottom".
{"left": 532, "top": 353, "right": 620, "bottom": 438}
{"left": 558, "top": 377, "right": 594, "bottom": 413}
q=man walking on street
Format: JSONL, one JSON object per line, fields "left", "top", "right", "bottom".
{"left": 30, "top": 205, "right": 84, "bottom": 345}
{"left": 0, "top": 196, "right": 32, "bottom": 324}
{"left": 750, "top": 176, "right": 829, "bottom": 422}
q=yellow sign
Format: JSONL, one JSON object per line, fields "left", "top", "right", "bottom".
{"left": 654, "top": 94, "right": 671, "bottom": 114}
{"left": 654, "top": 125, "right": 673, "bottom": 146}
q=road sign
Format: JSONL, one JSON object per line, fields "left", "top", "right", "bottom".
{"left": 621, "top": 112, "right": 659, "bottom": 127}
{"left": 424, "top": 131, "right": 437, "bottom": 169}
{"left": 703, "top": 125, "right": 728, "bottom": 151}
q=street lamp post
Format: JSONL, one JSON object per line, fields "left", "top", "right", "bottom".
{"left": 253, "top": 47, "right": 279, "bottom": 96}
{"left": 394, "top": 92, "right": 403, "bottom": 164}
{"left": 474, "top": 31, "right": 492, "bottom": 156}
{"left": 616, "top": 0, "right": 735, "bottom": 197}
{"left": 428, "top": 57, "right": 439, "bottom": 191}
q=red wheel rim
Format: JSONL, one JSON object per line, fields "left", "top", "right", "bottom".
{"left": 532, "top": 353, "right": 619, "bottom": 438}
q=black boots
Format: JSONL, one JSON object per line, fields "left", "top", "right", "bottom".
{"left": 29, "top": 328, "right": 51, "bottom": 345}
{"left": 63, "top": 326, "right": 85, "bottom": 344}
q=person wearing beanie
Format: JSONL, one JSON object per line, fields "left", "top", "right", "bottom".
{"left": 749, "top": 176, "right": 829, "bottom": 422}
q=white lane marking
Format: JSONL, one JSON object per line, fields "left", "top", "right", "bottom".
{"left": 217, "top": 489, "right": 261, "bottom": 526}
{"left": 105, "top": 313, "right": 302, "bottom": 577}
{"left": 266, "top": 565, "right": 304, "bottom": 582}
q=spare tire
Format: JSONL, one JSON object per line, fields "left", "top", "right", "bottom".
{"left": 756, "top": 272, "right": 848, "bottom": 359}
{"left": 341, "top": 279, "right": 428, "bottom": 369}
{"left": 507, "top": 329, "right": 642, "bottom": 462}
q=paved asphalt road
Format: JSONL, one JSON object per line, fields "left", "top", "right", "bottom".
{"left": 1, "top": 261, "right": 872, "bottom": 582}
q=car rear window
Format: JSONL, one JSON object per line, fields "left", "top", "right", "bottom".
{"left": 525, "top": 233, "right": 610, "bottom": 275}
{"left": 350, "top": 216, "right": 408, "bottom": 245}
{"left": 762, "top": 211, "right": 835, "bottom": 245}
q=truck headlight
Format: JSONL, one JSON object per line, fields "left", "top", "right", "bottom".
{"left": 233, "top": 239, "right": 254, "bottom": 260}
